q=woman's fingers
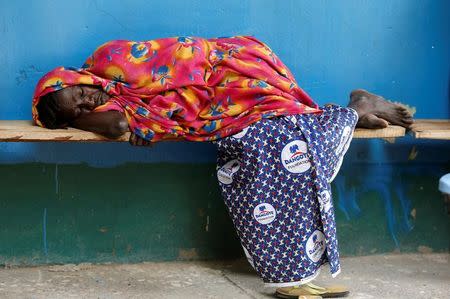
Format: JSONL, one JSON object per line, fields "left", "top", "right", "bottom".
{"left": 128, "top": 133, "right": 134, "bottom": 145}
{"left": 129, "top": 133, "right": 152, "bottom": 146}
{"left": 129, "top": 133, "right": 137, "bottom": 145}
{"left": 141, "top": 138, "right": 153, "bottom": 147}
{"left": 142, "top": 139, "right": 150, "bottom": 146}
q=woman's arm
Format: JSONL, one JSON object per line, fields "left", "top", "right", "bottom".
{"left": 71, "top": 110, "right": 129, "bottom": 139}
{"left": 71, "top": 110, "right": 152, "bottom": 146}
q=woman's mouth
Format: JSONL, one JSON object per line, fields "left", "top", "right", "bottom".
{"left": 96, "top": 92, "right": 109, "bottom": 106}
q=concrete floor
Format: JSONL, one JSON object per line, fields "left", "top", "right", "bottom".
{"left": 0, "top": 254, "right": 448, "bottom": 299}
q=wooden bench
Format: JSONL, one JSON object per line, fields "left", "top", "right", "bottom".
{"left": 1, "top": 120, "right": 449, "bottom": 142}
{"left": 410, "top": 119, "right": 450, "bottom": 140}
{"left": 0, "top": 120, "right": 408, "bottom": 142}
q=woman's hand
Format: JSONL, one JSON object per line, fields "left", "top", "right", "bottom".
{"left": 129, "top": 133, "right": 153, "bottom": 146}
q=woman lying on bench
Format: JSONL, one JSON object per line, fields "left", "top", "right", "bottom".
{"left": 32, "top": 36, "right": 413, "bottom": 298}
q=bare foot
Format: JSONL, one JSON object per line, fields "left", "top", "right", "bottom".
{"left": 348, "top": 89, "right": 414, "bottom": 129}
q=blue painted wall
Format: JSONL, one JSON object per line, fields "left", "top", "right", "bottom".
{"left": 0, "top": 0, "right": 449, "bottom": 263}
{"left": 0, "top": 0, "right": 449, "bottom": 165}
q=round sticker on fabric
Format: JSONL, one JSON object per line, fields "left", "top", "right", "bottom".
{"left": 232, "top": 127, "right": 249, "bottom": 139}
{"left": 335, "top": 126, "right": 352, "bottom": 155}
{"left": 217, "top": 159, "right": 240, "bottom": 185}
{"left": 253, "top": 203, "right": 276, "bottom": 225}
{"left": 318, "top": 190, "right": 332, "bottom": 213}
{"left": 286, "top": 115, "right": 297, "bottom": 125}
{"left": 281, "top": 140, "right": 311, "bottom": 173}
{"left": 306, "top": 230, "right": 326, "bottom": 263}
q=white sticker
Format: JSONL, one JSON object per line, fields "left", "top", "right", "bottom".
{"left": 253, "top": 203, "right": 276, "bottom": 225}
{"left": 306, "top": 230, "right": 326, "bottom": 263}
{"left": 217, "top": 159, "right": 240, "bottom": 185}
{"left": 318, "top": 190, "right": 332, "bottom": 213}
{"left": 335, "top": 126, "right": 352, "bottom": 155}
{"left": 281, "top": 140, "right": 311, "bottom": 173}
{"left": 286, "top": 115, "right": 297, "bottom": 125}
{"left": 232, "top": 127, "right": 249, "bottom": 139}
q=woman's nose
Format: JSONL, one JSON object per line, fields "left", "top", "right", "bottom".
{"left": 83, "top": 96, "right": 96, "bottom": 107}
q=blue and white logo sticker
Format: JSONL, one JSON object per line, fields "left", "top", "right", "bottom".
{"left": 281, "top": 140, "right": 311, "bottom": 173}
{"left": 306, "top": 230, "right": 326, "bottom": 263}
{"left": 335, "top": 126, "right": 352, "bottom": 155}
{"left": 217, "top": 159, "right": 240, "bottom": 185}
{"left": 318, "top": 190, "right": 332, "bottom": 213}
{"left": 253, "top": 203, "right": 276, "bottom": 225}
{"left": 232, "top": 127, "right": 249, "bottom": 139}
{"left": 286, "top": 115, "right": 297, "bottom": 125}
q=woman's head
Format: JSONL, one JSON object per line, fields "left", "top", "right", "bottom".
{"left": 32, "top": 66, "right": 115, "bottom": 128}
{"left": 36, "top": 85, "right": 111, "bottom": 128}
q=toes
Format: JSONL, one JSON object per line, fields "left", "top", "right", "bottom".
{"left": 357, "top": 113, "right": 389, "bottom": 129}
{"left": 399, "top": 107, "right": 409, "bottom": 113}
{"left": 401, "top": 118, "right": 414, "bottom": 129}
{"left": 387, "top": 113, "right": 414, "bottom": 129}
{"left": 397, "top": 107, "right": 412, "bottom": 118}
{"left": 385, "top": 115, "right": 406, "bottom": 127}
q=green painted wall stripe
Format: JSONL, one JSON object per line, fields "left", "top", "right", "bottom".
{"left": 0, "top": 163, "right": 448, "bottom": 266}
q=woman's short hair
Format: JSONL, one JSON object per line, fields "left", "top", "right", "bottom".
{"left": 36, "top": 92, "right": 67, "bottom": 129}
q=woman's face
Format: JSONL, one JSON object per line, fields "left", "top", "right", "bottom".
{"left": 52, "top": 85, "right": 111, "bottom": 122}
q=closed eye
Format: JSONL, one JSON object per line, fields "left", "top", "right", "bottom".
{"left": 78, "top": 86, "right": 84, "bottom": 97}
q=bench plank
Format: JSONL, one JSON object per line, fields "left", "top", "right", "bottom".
{"left": 353, "top": 126, "right": 405, "bottom": 139}
{"left": 410, "top": 119, "right": 450, "bottom": 140}
{"left": 0, "top": 120, "right": 405, "bottom": 142}
{"left": 0, "top": 121, "right": 129, "bottom": 142}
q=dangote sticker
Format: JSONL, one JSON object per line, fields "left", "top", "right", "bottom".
{"left": 232, "top": 127, "right": 249, "bottom": 139}
{"left": 306, "top": 230, "right": 326, "bottom": 263}
{"left": 281, "top": 140, "right": 311, "bottom": 173}
{"left": 253, "top": 203, "right": 276, "bottom": 225}
{"left": 217, "top": 159, "right": 240, "bottom": 185}
{"left": 318, "top": 190, "right": 332, "bottom": 213}
{"left": 335, "top": 126, "right": 352, "bottom": 155}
